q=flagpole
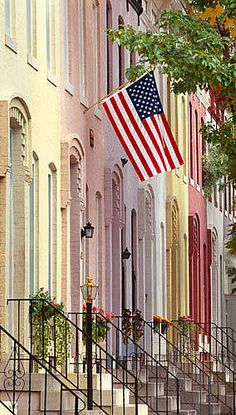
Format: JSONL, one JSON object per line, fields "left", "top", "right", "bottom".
{"left": 83, "top": 80, "right": 130, "bottom": 113}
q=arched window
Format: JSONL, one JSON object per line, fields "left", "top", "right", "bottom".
{"left": 8, "top": 98, "right": 32, "bottom": 333}
{"left": 211, "top": 229, "right": 219, "bottom": 324}
{"left": 95, "top": 191, "right": 102, "bottom": 305}
{"left": 144, "top": 186, "right": 155, "bottom": 321}
{"left": 69, "top": 138, "right": 85, "bottom": 311}
{"left": 131, "top": 209, "right": 137, "bottom": 311}
{"left": 29, "top": 151, "right": 39, "bottom": 295}
{"left": 112, "top": 169, "right": 123, "bottom": 314}
{"left": 118, "top": 16, "right": 125, "bottom": 86}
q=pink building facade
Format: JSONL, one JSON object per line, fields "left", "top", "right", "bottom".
{"left": 60, "top": 0, "right": 106, "bottom": 312}
{"left": 188, "top": 94, "right": 211, "bottom": 323}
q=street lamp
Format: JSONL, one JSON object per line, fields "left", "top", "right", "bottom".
{"left": 80, "top": 277, "right": 98, "bottom": 410}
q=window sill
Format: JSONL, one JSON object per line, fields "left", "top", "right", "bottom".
{"left": 224, "top": 210, "right": 228, "bottom": 217}
{"left": 182, "top": 175, "right": 188, "bottom": 184}
{"left": 196, "top": 184, "right": 201, "bottom": 192}
{"left": 80, "top": 95, "right": 89, "bottom": 109}
{"left": 190, "top": 178, "right": 194, "bottom": 187}
{"left": 5, "top": 33, "right": 17, "bottom": 54}
{"left": 27, "top": 53, "right": 38, "bottom": 71}
{"left": 65, "top": 81, "right": 74, "bottom": 96}
{"left": 229, "top": 214, "right": 233, "bottom": 221}
{"left": 47, "top": 72, "right": 58, "bottom": 87}
{"left": 94, "top": 106, "right": 102, "bottom": 120}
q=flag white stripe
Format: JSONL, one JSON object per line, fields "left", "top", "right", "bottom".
{"left": 106, "top": 99, "right": 149, "bottom": 180}
{"left": 115, "top": 93, "right": 159, "bottom": 176}
{"left": 120, "top": 91, "right": 167, "bottom": 174}
{"left": 157, "top": 115, "right": 181, "bottom": 168}
{"left": 145, "top": 117, "right": 171, "bottom": 171}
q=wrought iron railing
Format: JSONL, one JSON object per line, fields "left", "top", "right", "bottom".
{"left": 8, "top": 299, "right": 180, "bottom": 415}
{"left": 100, "top": 314, "right": 236, "bottom": 414}
{"left": 0, "top": 324, "right": 86, "bottom": 415}
{"left": 69, "top": 312, "right": 216, "bottom": 415}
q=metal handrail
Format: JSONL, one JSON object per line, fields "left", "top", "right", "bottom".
{"left": 110, "top": 314, "right": 235, "bottom": 414}
{"left": 0, "top": 324, "right": 86, "bottom": 415}
{"left": 69, "top": 311, "right": 214, "bottom": 414}
{"left": 8, "top": 298, "right": 177, "bottom": 415}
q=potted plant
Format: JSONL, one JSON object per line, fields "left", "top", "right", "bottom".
{"left": 153, "top": 315, "right": 171, "bottom": 334}
{"left": 82, "top": 304, "right": 115, "bottom": 344}
{"left": 31, "top": 288, "right": 73, "bottom": 368}
{"left": 121, "top": 309, "right": 144, "bottom": 344}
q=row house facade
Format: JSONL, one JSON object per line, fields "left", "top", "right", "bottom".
{"left": 0, "top": 0, "right": 235, "bottom": 335}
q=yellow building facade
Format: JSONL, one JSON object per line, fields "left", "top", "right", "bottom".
{"left": 164, "top": 81, "right": 189, "bottom": 320}
{"left": 0, "top": 0, "right": 61, "bottom": 329}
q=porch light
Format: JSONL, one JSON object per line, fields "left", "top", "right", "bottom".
{"left": 81, "top": 222, "right": 94, "bottom": 239}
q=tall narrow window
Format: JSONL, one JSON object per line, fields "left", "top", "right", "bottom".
{"left": 29, "top": 154, "right": 39, "bottom": 295}
{"left": 46, "top": 0, "right": 56, "bottom": 74}
{"left": 95, "top": 192, "right": 102, "bottom": 305}
{"left": 5, "top": 0, "right": 15, "bottom": 38}
{"left": 224, "top": 178, "right": 228, "bottom": 212}
{"left": 106, "top": 0, "right": 112, "bottom": 94}
{"left": 48, "top": 165, "right": 57, "bottom": 295}
{"left": 93, "top": 2, "right": 100, "bottom": 102}
{"left": 195, "top": 110, "right": 199, "bottom": 184}
{"left": 182, "top": 97, "right": 187, "bottom": 176}
{"left": 189, "top": 102, "right": 194, "bottom": 179}
{"left": 27, "top": 0, "right": 37, "bottom": 58}
{"left": 118, "top": 16, "right": 125, "bottom": 87}
{"left": 48, "top": 173, "right": 52, "bottom": 293}
{"left": 78, "top": 0, "right": 87, "bottom": 99}
{"left": 131, "top": 210, "right": 137, "bottom": 312}
{"left": 167, "top": 78, "right": 171, "bottom": 125}
{"left": 64, "top": 0, "right": 72, "bottom": 85}
{"left": 228, "top": 181, "right": 232, "bottom": 215}
{"left": 174, "top": 95, "right": 179, "bottom": 146}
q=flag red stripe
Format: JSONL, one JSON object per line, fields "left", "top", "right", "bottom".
{"left": 150, "top": 116, "right": 175, "bottom": 170}
{"left": 103, "top": 102, "right": 145, "bottom": 181}
{"left": 110, "top": 96, "right": 153, "bottom": 178}
{"left": 161, "top": 113, "right": 184, "bottom": 165}
{"left": 142, "top": 119, "right": 167, "bottom": 171}
{"left": 118, "top": 93, "right": 162, "bottom": 175}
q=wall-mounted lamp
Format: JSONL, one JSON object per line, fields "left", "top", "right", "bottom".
{"left": 81, "top": 222, "right": 94, "bottom": 239}
{"left": 122, "top": 247, "right": 131, "bottom": 260}
{"left": 121, "top": 157, "right": 128, "bottom": 167}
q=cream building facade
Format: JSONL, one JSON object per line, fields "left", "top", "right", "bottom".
{"left": 0, "top": 0, "right": 61, "bottom": 330}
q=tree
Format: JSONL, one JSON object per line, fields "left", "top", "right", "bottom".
{"left": 108, "top": 0, "right": 236, "bottom": 251}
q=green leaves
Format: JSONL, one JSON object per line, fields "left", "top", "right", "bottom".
{"left": 107, "top": 8, "right": 235, "bottom": 106}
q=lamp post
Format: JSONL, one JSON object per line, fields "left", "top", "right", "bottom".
{"left": 80, "top": 276, "right": 98, "bottom": 410}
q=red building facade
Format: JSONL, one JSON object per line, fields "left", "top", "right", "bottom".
{"left": 188, "top": 95, "right": 211, "bottom": 323}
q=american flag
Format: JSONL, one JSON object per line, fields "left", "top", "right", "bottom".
{"left": 103, "top": 70, "right": 184, "bottom": 181}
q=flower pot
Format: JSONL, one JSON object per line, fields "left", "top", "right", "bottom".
{"left": 161, "top": 323, "right": 168, "bottom": 335}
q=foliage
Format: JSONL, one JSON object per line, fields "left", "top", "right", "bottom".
{"left": 82, "top": 304, "right": 115, "bottom": 344}
{"left": 225, "top": 223, "right": 236, "bottom": 255}
{"left": 122, "top": 309, "right": 132, "bottom": 344}
{"left": 122, "top": 309, "right": 144, "bottom": 344}
{"left": 132, "top": 309, "right": 144, "bottom": 343}
{"left": 178, "top": 315, "right": 200, "bottom": 358}
{"left": 108, "top": 8, "right": 235, "bottom": 110}
{"left": 153, "top": 315, "right": 171, "bottom": 334}
{"left": 202, "top": 143, "right": 228, "bottom": 197}
{"left": 108, "top": 2, "right": 236, "bottom": 197}
{"left": 31, "top": 288, "right": 73, "bottom": 367}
